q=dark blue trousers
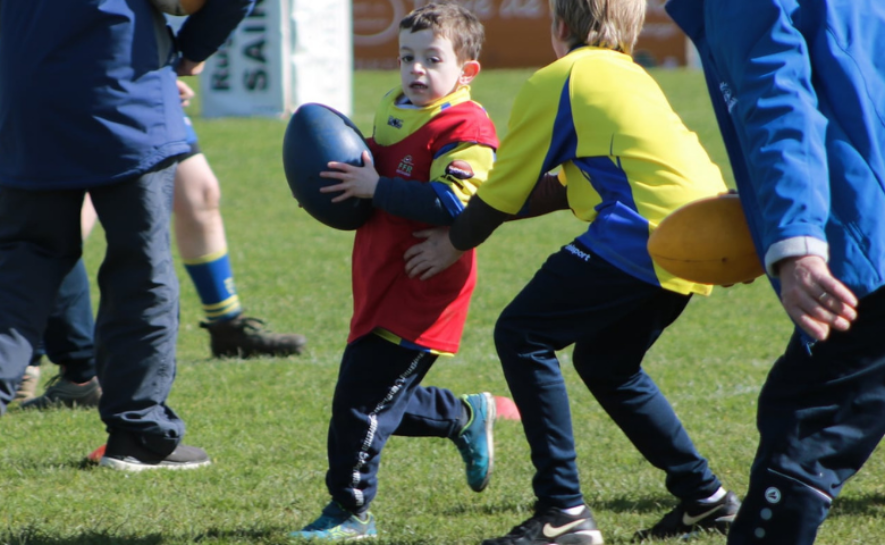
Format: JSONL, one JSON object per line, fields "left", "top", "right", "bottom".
{"left": 326, "top": 334, "right": 464, "bottom": 513}
{"left": 494, "top": 242, "right": 721, "bottom": 509}
{"left": 33, "top": 258, "right": 97, "bottom": 384}
{"left": 728, "top": 286, "right": 885, "bottom": 545}
{"left": 0, "top": 162, "right": 184, "bottom": 455}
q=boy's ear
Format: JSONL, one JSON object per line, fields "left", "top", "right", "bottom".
{"left": 554, "top": 18, "right": 571, "bottom": 43}
{"left": 459, "top": 60, "right": 481, "bottom": 85}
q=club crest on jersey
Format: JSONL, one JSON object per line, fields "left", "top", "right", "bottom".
{"left": 387, "top": 116, "right": 403, "bottom": 129}
{"left": 396, "top": 155, "right": 414, "bottom": 177}
{"left": 445, "top": 160, "right": 474, "bottom": 180}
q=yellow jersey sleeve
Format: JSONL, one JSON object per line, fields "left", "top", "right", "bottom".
{"left": 476, "top": 74, "right": 565, "bottom": 215}
{"left": 429, "top": 142, "right": 496, "bottom": 207}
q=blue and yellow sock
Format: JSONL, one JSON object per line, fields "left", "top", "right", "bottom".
{"left": 183, "top": 249, "right": 242, "bottom": 323}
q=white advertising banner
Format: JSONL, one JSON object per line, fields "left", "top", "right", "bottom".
{"left": 200, "top": 0, "right": 352, "bottom": 118}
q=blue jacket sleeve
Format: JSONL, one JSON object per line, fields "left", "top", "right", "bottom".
{"left": 175, "top": 0, "right": 255, "bottom": 63}
{"left": 705, "top": 0, "right": 830, "bottom": 252}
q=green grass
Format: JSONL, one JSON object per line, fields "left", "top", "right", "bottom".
{"left": 3, "top": 69, "right": 884, "bottom": 545}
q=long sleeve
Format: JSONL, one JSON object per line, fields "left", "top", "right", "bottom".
{"left": 705, "top": 0, "right": 830, "bottom": 264}
{"left": 175, "top": 0, "right": 255, "bottom": 63}
{"left": 373, "top": 140, "right": 496, "bottom": 226}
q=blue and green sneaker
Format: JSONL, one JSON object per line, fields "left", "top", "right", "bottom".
{"left": 453, "top": 392, "right": 496, "bottom": 492}
{"left": 291, "top": 502, "right": 377, "bottom": 541}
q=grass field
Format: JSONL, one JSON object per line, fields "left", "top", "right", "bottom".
{"left": 3, "top": 69, "right": 885, "bottom": 545}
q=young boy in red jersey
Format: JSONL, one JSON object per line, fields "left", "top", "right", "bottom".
{"left": 291, "top": 3, "right": 500, "bottom": 540}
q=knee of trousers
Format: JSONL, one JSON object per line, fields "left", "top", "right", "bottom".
{"left": 730, "top": 469, "right": 831, "bottom": 545}
{"left": 493, "top": 312, "right": 532, "bottom": 359}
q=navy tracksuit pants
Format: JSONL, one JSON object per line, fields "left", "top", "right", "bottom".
{"left": 326, "top": 334, "right": 466, "bottom": 513}
{"left": 0, "top": 162, "right": 184, "bottom": 455}
{"left": 494, "top": 242, "right": 721, "bottom": 509}
{"left": 728, "top": 286, "right": 885, "bottom": 545}
{"left": 33, "top": 257, "right": 97, "bottom": 384}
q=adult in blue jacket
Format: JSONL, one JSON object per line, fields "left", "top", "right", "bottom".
{"left": 0, "top": 0, "right": 253, "bottom": 470}
{"left": 667, "top": 1, "right": 885, "bottom": 543}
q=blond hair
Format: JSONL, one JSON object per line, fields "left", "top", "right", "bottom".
{"left": 399, "top": 2, "right": 485, "bottom": 62}
{"left": 549, "top": 0, "right": 645, "bottom": 54}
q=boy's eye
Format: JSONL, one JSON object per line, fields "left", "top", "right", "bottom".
{"left": 428, "top": 57, "right": 441, "bottom": 64}
{"left": 400, "top": 55, "right": 414, "bottom": 63}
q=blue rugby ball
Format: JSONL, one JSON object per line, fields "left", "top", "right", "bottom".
{"left": 282, "top": 103, "right": 374, "bottom": 231}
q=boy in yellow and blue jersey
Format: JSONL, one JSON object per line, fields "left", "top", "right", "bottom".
{"left": 405, "top": 0, "right": 740, "bottom": 542}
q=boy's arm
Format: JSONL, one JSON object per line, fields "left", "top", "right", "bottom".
{"left": 405, "top": 74, "right": 572, "bottom": 278}
{"left": 450, "top": 173, "right": 568, "bottom": 249}
{"left": 374, "top": 142, "right": 496, "bottom": 225}
{"left": 513, "top": 173, "right": 569, "bottom": 219}
{"left": 447, "top": 71, "right": 572, "bottom": 249}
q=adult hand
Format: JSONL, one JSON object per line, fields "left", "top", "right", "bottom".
{"left": 404, "top": 228, "right": 464, "bottom": 280}
{"left": 319, "top": 151, "right": 380, "bottom": 202}
{"left": 177, "top": 58, "right": 205, "bottom": 77}
{"left": 777, "top": 255, "right": 858, "bottom": 341}
{"left": 176, "top": 79, "right": 195, "bottom": 107}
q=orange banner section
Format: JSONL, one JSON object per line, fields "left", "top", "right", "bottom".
{"left": 353, "top": 0, "right": 687, "bottom": 69}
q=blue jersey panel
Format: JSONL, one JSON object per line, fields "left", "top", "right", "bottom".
{"left": 575, "top": 156, "right": 658, "bottom": 287}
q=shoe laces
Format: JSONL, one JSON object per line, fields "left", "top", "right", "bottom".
{"left": 41, "top": 374, "right": 65, "bottom": 393}
{"left": 303, "top": 514, "right": 341, "bottom": 532}
{"left": 502, "top": 506, "right": 557, "bottom": 538}
{"left": 201, "top": 316, "right": 269, "bottom": 332}
{"left": 653, "top": 504, "right": 687, "bottom": 530}
{"left": 304, "top": 502, "right": 358, "bottom": 531}
{"left": 235, "top": 316, "right": 269, "bottom": 332}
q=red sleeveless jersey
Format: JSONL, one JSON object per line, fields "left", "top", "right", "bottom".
{"left": 348, "top": 99, "right": 498, "bottom": 353}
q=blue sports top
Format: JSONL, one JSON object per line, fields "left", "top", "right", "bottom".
{"left": 0, "top": 0, "right": 253, "bottom": 189}
{"left": 477, "top": 46, "right": 727, "bottom": 295}
{"left": 667, "top": 0, "right": 885, "bottom": 300}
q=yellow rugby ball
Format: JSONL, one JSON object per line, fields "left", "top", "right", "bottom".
{"left": 648, "top": 193, "right": 764, "bottom": 286}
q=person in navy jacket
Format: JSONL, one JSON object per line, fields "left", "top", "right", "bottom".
{"left": 667, "top": 1, "right": 885, "bottom": 543}
{"left": 0, "top": 0, "right": 253, "bottom": 470}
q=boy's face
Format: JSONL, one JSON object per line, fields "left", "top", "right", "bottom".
{"left": 398, "top": 29, "right": 478, "bottom": 107}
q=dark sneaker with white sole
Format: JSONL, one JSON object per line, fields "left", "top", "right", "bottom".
{"left": 99, "top": 432, "right": 210, "bottom": 471}
{"left": 632, "top": 490, "right": 741, "bottom": 542}
{"left": 482, "top": 504, "right": 604, "bottom": 545}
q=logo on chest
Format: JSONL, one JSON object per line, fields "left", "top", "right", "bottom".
{"left": 396, "top": 155, "right": 414, "bottom": 177}
{"left": 387, "top": 116, "right": 403, "bottom": 129}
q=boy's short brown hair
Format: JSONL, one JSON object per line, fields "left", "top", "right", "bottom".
{"left": 399, "top": 2, "right": 485, "bottom": 63}
{"left": 549, "top": 0, "right": 645, "bottom": 54}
